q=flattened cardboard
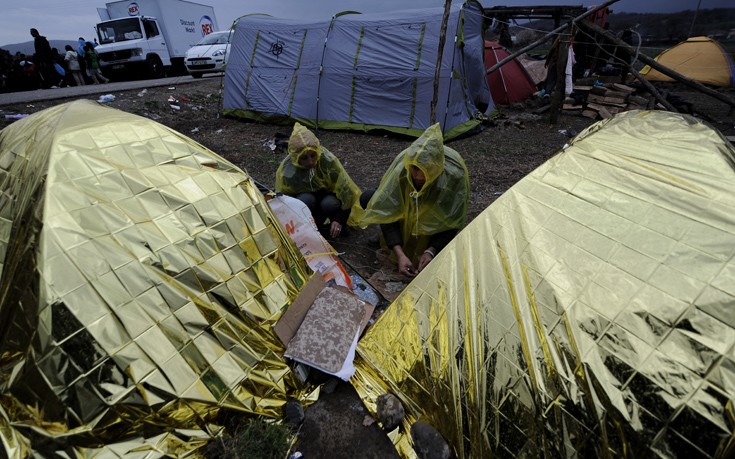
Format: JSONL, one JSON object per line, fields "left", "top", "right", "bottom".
{"left": 331, "top": 284, "right": 375, "bottom": 336}
{"left": 274, "top": 274, "right": 376, "bottom": 377}
{"left": 275, "top": 274, "right": 326, "bottom": 346}
{"left": 284, "top": 287, "right": 366, "bottom": 374}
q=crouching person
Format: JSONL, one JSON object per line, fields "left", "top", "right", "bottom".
{"left": 275, "top": 122, "right": 365, "bottom": 238}
{"left": 360, "top": 123, "right": 469, "bottom": 277}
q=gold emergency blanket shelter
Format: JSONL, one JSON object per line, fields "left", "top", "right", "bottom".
{"left": 355, "top": 110, "right": 735, "bottom": 458}
{"left": 0, "top": 100, "right": 311, "bottom": 457}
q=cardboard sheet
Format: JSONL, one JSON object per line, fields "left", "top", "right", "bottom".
{"left": 285, "top": 286, "right": 367, "bottom": 375}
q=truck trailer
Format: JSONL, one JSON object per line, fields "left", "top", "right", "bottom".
{"left": 94, "top": 0, "right": 218, "bottom": 78}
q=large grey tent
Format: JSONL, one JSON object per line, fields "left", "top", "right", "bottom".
{"left": 222, "top": 1, "right": 494, "bottom": 140}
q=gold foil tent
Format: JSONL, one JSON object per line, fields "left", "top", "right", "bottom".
{"left": 354, "top": 110, "right": 735, "bottom": 458}
{"left": 0, "top": 100, "right": 312, "bottom": 457}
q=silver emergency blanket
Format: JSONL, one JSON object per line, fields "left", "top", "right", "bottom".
{"left": 355, "top": 110, "right": 735, "bottom": 458}
{"left": 0, "top": 100, "right": 313, "bottom": 457}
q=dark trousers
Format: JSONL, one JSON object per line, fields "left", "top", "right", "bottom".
{"left": 296, "top": 191, "right": 342, "bottom": 226}
{"left": 295, "top": 189, "right": 374, "bottom": 226}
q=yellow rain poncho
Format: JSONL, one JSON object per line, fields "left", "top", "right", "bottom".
{"left": 275, "top": 123, "right": 363, "bottom": 226}
{"left": 360, "top": 123, "right": 469, "bottom": 262}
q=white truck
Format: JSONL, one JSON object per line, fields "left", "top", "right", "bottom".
{"left": 94, "top": 0, "right": 218, "bottom": 78}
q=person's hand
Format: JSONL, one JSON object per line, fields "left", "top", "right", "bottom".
{"left": 417, "top": 250, "right": 435, "bottom": 273}
{"left": 329, "top": 221, "right": 342, "bottom": 238}
{"left": 397, "top": 253, "right": 416, "bottom": 278}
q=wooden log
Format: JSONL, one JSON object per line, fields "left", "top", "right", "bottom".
{"left": 603, "top": 96, "right": 627, "bottom": 105}
{"left": 628, "top": 95, "right": 649, "bottom": 105}
{"left": 612, "top": 83, "right": 635, "bottom": 93}
{"left": 604, "top": 90, "right": 630, "bottom": 99}
{"left": 586, "top": 102, "right": 606, "bottom": 111}
{"left": 590, "top": 86, "right": 608, "bottom": 96}
{"left": 587, "top": 94, "right": 607, "bottom": 104}
{"left": 586, "top": 103, "right": 613, "bottom": 118}
{"left": 629, "top": 70, "right": 677, "bottom": 112}
{"left": 582, "top": 110, "right": 599, "bottom": 119}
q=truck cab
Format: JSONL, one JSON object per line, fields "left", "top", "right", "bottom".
{"left": 95, "top": 16, "right": 168, "bottom": 78}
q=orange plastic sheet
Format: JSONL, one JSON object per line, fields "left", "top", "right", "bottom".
{"left": 355, "top": 111, "right": 735, "bottom": 458}
{"left": 0, "top": 101, "right": 315, "bottom": 457}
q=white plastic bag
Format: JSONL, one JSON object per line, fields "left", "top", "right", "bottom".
{"left": 268, "top": 195, "right": 353, "bottom": 290}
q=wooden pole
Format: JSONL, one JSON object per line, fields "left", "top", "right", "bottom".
{"left": 430, "top": 0, "right": 453, "bottom": 125}
{"left": 629, "top": 66, "right": 678, "bottom": 112}
{"left": 549, "top": 31, "right": 570, "bottom": 125}
{"left": 486, "top": 0, "right": 620, "bottom": 75}
{"left": 578, "top": 20, "right": 735, "bottom": 109}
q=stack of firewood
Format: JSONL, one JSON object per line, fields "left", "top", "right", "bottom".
{"left": 563, "top": 83, "right": 651, "bottom": 119}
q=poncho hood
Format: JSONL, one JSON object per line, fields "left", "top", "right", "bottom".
{"left": 288, "top": 122, "right": 322, "bottom": 168}
{"left": 404, "top": 123, "right": 445, "bottom": 191}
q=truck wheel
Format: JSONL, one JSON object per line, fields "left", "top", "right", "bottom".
{"left": 147, "top": 57, "right": 164, "bottom": 79}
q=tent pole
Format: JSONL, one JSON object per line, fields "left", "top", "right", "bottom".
{"left": 578, "top": 20, "right": 735, "bottom": 109}
{"left": 494, "top": 47, "right": 510, "bottom": 102}
{"left": 485, "top": 0, "right": 620, "bottom": 75}
{"left": 688, "top": 0, "right": 702, "bottom": 38}
{"left": 430, "top": 0, "right": 453, "bottom": 125}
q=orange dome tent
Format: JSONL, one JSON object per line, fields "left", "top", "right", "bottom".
{"left": 640, "top": 36, "right": 735, "bottom": 87}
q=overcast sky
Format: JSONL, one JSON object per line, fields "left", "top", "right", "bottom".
{"left": 1, "top": 0, "right": 730, "bottom": 46}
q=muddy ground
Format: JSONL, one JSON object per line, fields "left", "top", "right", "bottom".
{"left": 1, "top": 75, "right": 734, "bottom": 457}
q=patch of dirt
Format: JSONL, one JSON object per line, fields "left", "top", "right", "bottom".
{"left": 2, "top": 76, "right": 734, "bottom": 456}
{"left": 292, "top": 380, "right": 401, "bottom": 459}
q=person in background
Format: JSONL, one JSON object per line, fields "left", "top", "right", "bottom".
{"left": 18, "top": 54, "right": 40, "bottom": 90}
{"left": 275, "top": 122, "right": 367, "bottom": 238}
{"left": 51, "top": 47, "right": 67, "bottom": 87}
{"left": 360, "top": 123, "right": 469, "bottom": 277}
{"left": 30, "top": 28, "right": 54, "bottom": 88}
{"left": 84, "top": 42, "right": 109, "bottom": 84}
{"left": 64, "top": 45, "right": 85, "bottom": 86}
{"left": 77, "top": 37, "right": 91, "bottom": 82}
{"left": 76, "top": 37, "right": 87, "bottom": 56}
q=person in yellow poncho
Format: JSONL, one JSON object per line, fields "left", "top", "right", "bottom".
{"left": 360, "top": 123, "right": 469, "bottom": 277}
{"left": 276, "top": 122, "right": 366, "bottom": 238}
